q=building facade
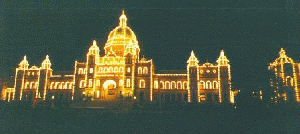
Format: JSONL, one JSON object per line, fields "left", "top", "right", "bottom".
{"left": 2, "top": 11, "right": 234, "bottom": 105}
{"left": 268, "top": 48, "right": 300, "bottom": 103}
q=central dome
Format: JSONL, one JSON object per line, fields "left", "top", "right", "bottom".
{"left": 104, "top": 10, "right": 140, "bottom": 57}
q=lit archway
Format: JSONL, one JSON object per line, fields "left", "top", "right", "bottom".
{"left": 102, "top": 80, "right": 117, "bottom": 99}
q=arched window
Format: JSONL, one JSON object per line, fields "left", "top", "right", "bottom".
{"left": 109, "top": 67, "right": 113, "bottom": 73}
{"left": 138, "top": 67, "right": 142, "bottom": 74}
{"left": 104, "top": 67, "right": 108, "bottom": 73}
{"left": 160, "top": 81, "right": 164, "bottom": 89}
{"left": 35, "top": 82, "right": 39, "bottom": 89}
{"left": 64, "top": 82, "right": 69, "bottom": 89}
{"left": 61, "top": 82, "right": 65, "bottom": 89}
{"left": 200, "top": 81, "right": 205, "bottom": 89}
{"left": 55, "top": 82, "right": 59, "bottom": 89}
{"left": 119, "top": 80, "right": 123, "bottom": 86}
{"left": 99, "top": 67, "right": 103, "bottom": 73}
{"left": 286, "top": 76, "right": 293, "bottom": 86}
{"left": 154, "top": 81, "right": 158, "bottom": 89}
{"left": 114, "top": 67, "right": 118, "bottom": 72}
{"left": 58, "top": 82, "right": 62, "bottom": 89}
{"left": 171, "top": 81, "right": 176, "bottom": 89}
{"left": 126, "top": 79, "right": 130, "bottom": 87}
{"left": 177, "top": 81, "right": 182, "bottom": 89}
{"left": 119, "top": 67, "right": 123, "bottom": 72}
{"left": 183, "top": 81, "right": 188, "bottom": 89}
{"left": 30, "top": 82, "right": 34, "bottom": 89}
{"left": 79, "top": 68, "right": 83, "bottom": 74}
{"left": 127, "top": 67, "right": 131, "bottom": 73}
{"left": 84, "top": 68, "right": 87, "bottom": 74}
{"left": 206, "top": 81, "right": 212, "bottom": 89}
{"left": 143, "top": 67, "right": 148, "bottom": 74}
{"left": 97, "top": 80, "right": 101, "bottom": 86}
{"left": 69, "top": 83, "right": 73, "bottom": 89}
{"left": 165, "top": 81, "right": 170, "bottom": 89}
{"left": 139, "top": 79, "right": 145, "bottom": 88}
{"left": 50, "top": 82, "right": 54, "bottom": 89}
{"left": 213, "top": 81, "right": 218, "bottom": 89}
{"left": 80, "top": 80, "right": 85, "bottom": 88}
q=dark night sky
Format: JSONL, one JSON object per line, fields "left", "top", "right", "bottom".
{"left": 0, "top": 0, "right": 299, "bottom": 90}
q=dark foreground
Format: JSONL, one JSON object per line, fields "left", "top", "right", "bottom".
{"left": 0, "top": 104, "right": 299, "bottom": 133}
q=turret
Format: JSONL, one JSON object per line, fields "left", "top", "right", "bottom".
{"left": 18, "top": 55, "right": 29, "bottom": 70}
{"left": 187, "top": 51, "right": 199, "bottom": 102}
{"left": 86, "top": 40, "right": 100, "bottom": 90}
{"left": 41, "top": 55, "right": 51, "bottom": 69}
{"left": 40, "top": 55, "right": 53, "bottom": 100}
{"left": 217, "top": 50, "right": 232, "bottom": 104}
{"left": 15, "top": 55, "right": 29, "bottom": 101}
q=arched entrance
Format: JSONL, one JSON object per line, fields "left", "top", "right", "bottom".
{"left": 101, "top": 80, "right": 117, "bottom": 100}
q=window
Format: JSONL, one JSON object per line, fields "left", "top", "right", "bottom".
{"left": 139, "top": 79, "right": 145, "bottom": 88}
{"left": 160, "top": 81, "right": 164, "bottom": 89}
{"left": 206, "top": 81, "right": 211, "bottom": 89}
{"left": 64, "top": 82, "right": 68, "bottom": 89}
{"left": 119, "top": 67, "right": 123, "bottom": 72}
{"left": 127, "top": 67, "right": 131, "bottom": 73}
{"left": 114, "top": 67, "right": 118, "bottom": 72}
{"left": 104, "top": 67, "right": 108, "bottom": 73}
{"left": 69, "top": 83, "right": 73, "bottom": 89}
{"left": 80, "top": 80, "right": 85, "bottom": 88}
{"left": 126, "top": 79, "right": 130, "bottom": 87}
{"left": 183, "top": 81, "right": 188, "bottom": 89}
{"left": 177, "top": 81, "right": 182, "bottom": 89}
{"left": 171, "top": 81, "right": 176, "bottom": 89}
{"left": 143, "top": 67, "right": 148, "bottom": 74}
{"left": 89, "top": 79, "right": 93, "bottom": 87}
{"left": 213, "top": 81, "right": 218, "bottom": 89}
{"left": 84, "top": 69, "right": 87, "bottom": 74}
{"left": 200, "top": 81, "right": 205, "bottom": 89}
{"left": 165, "top": 81, "right": 170, "bottom": 89}
{"left": 90, "top": 68, "right": 93, "bottom": 73}
{"left": 99, "top": 67, "right": 103, "bottom": 73}
{"left": 109, "top": 67, "right": 113, "bottom": 73}
{"left": 61, "top": 82, "right": 65, "bottom": 89}
{"left": 55, "top": 82, "right": 59, "bottom": 89}
{"left": 25, "top": 82, "right": 29, "bottom": 89}
{"left": 96, "top": 80, "right": 100, "bottom": 86}
{"left": 30, "top": 82, "right": 34, "bottom": 89}
{"left": 50, "top": 82, "right": 54, "bottom": 89}
{"left": 154, "top": 81, "right": 158, "bottom": 89}
{"left": 119, "top": 80, "right": 123, "bottom": 86}
{"left": 138, "top": 67, "right": 142, "bottom": 74}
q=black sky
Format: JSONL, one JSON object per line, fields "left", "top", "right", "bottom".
{"left": 0, "top": 0, "right": 299, "bottom": 90}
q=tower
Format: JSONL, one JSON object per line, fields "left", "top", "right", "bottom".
{"left": 217, "top": 50, "right": 232, "bottom": 104}
{"left": 40, "top": 55, "right": 52, "bottom": 100}
{"left": 187, "top": 51, "right": 199, "bottom": 103}
{"left": 86, "top": 40, "right": 100, "bottom": 96}
{"left": 14, "top": 56, "right": 29, "bottom": 101}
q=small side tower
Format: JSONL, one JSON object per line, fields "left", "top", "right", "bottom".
{"left": 40, "top": 55, "right": 52, "bottom": 100}
{"left": 86, "top": 40, "right": 100, "bottom": 95}
{"left": 217, "top": 50, "right": 233, "bottom": 104}
{"left": 187, "top": 51, "right": 199, "bottom": 103}
{"left": 14, "top": 56, "right": 29, "bottom": 101}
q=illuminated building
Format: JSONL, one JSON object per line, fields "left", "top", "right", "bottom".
{"left": 2, "top": 10, "right": 234, "bottom": 105}
{"left": 268, "top": 48, "right": 300, "bottom": 103}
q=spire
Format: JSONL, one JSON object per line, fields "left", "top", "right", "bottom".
{"left": 187, "top": 50, "right": 199, "bottom": 66}
{"left": 88, "top": 40, "right": 100, "bottom": 55}
{"left": 217, "top": 50, "right": 229, "bottom": 66}
{"left": 19, "top": 55, "right": 29, "bottom": 69}
{"left": 119, "top": 9, "right": 127, "bottom": 27}
{"left": 279, "top": 48, "right": 286, "bottom": 57}
{"left": 41, "top": 55, "right": 51, "bottom": 69}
